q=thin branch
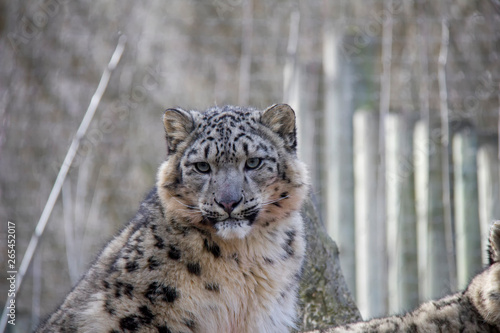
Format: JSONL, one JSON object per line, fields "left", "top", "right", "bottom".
{"left": 30, "top": 251, "right": 42, "bottom": 331}
{"left": 0, "top": 35, "right": 126, "bottom": 333}
{"left": 238, "top": 0, "right": 253, "bottom": 106}
{"left": 379, "top": 0, "right": 393, "bottom": 153}
{"left": 74, "top": 155, "right": 93, "bottom": 277}
{"left": 417, "top": 2, "right": 430, "bottom": 126}
{"left": 283, "top": 10, "right": 300, "bottom": 103}
{"left": 79, "top": 166, "right": 105, "bottom": 266}
{"left": 375, "top": 0, "right": 393, "bottom": 315}
{"left": 437, "top": 19, "right": 457, "bottom": 291}
{"left": 62, "top": 180, "right": 79, "bottom": 284}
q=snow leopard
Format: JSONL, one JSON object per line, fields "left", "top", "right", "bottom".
{"left": 36, "top": 103, "right": 500, "bottom": 333}
{"left": 36, "top": 104, "right": 310, "bottom": 333}
{"left": 308, "top": 221, "right": 500, "bottom": 333}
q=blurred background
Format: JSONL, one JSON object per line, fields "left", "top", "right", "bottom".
{"left": 1, "top": 0, "right": 500, "bottom": 331}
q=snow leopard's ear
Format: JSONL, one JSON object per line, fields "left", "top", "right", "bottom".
{"left": 261, "top": 104, "right": 297, "bottom": 153}
{"left": 163, "top": 108, "right": 195, "bottom": 155}
{"left": 488, "top": 221, "right": 500, "bottom": 266}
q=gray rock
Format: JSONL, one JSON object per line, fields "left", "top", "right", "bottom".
{"left": 298, "top": 196, "right": 361, "bottom": 331}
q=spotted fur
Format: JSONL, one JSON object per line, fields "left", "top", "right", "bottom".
{"left": 36, "top": 104, "right": 309, "bottom": 333}
{"left": 309, "top": 221, "right": 500, "bottom": 333}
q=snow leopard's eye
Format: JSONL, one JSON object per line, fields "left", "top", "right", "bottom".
{"left": 245, "top": 158, "right": 262, "bottom": 170}
{"left": 195, "top": 162, "right": 211, "bottom": 173}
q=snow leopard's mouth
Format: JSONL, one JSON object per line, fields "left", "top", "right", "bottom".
{"left": 200, "top": 213, "right": 259, "bottom": 239}
{"left": 202, "top": 211, "right": 259, "bottom": 227}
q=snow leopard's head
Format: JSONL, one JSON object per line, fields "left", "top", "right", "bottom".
{"left": 157, "top": 104, "right": 308, "bottom": 240}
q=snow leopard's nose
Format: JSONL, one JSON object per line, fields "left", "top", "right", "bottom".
{"left": 215, "top": 197, "right": 242, "bottom": 214}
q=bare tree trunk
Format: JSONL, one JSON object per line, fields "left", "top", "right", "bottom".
{"left": 322, "top": 0, "right": 356, "bottom": 300}
{"left": 477, "top": 145, "right": 500, "bottom": 265}
{"left": 452, "top": 129, "right": 482, "bottom": 289}
{"left": 353, "top": 111, "right": 386, "bottom": 318}
{"left": 438, "top": 18, "right": 457, "bottom": 292}
{"left": 386, "top": 114, "right": 419, "bottom": 313}
{"left": 416, "top": 1, "right": 431, "bottom": 304}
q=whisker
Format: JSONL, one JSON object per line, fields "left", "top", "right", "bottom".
{"left": 171, "top": 197, "right": 199, "bottom": 210}
{"left": 262, "top": 195, "right": 289, "bottom": 206}
{"left": 176, "top": 208, "right": 202, "bottom": 214}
